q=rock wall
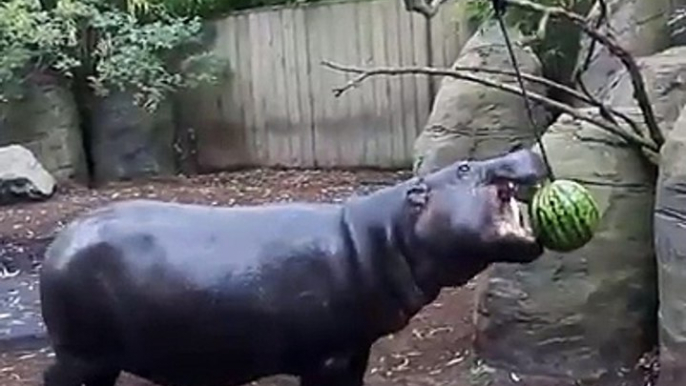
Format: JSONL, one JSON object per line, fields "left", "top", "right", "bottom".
{"left": 605, "top": 46, "right": 686, "bottom": 144}
{"left": 88, "top": 90, "right": 176, "bottom": 184}
{"left": 412, "top": 21, "right": 551, "bottom": 175}
{"left": 0, "top": 71, "right": 85, "bottom": 182}
{"left": 474, "top": 108, "right": 658, "bottom": 386}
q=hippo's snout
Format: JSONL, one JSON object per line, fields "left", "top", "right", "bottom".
{"left": 483, "top": 148, "right": 548, "bottom": 186}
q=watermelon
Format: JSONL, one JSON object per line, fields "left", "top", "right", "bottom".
{"left": 529, "top": 179, "right": 600, "bottom": 252}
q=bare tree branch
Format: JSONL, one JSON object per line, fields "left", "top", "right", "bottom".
{"left": 451, "top": 65, "right": 644, "bottom": 137}
{"left": 321, "top": 60, "right": 659, "bottom": 158}
{"left": 326, "top": 60, "right": 643, "bottom": 137}
{"left": 572, "top": 0, "right": 618, "bottom": 126}
{"left": 402, "top": 0, "right": 449, "bottom": 19}
{"left": 504, "top": 0, "right": 664, "bottom": 147}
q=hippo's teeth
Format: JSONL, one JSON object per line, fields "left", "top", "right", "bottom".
{"left": 510, "top": 199, "right": 535, "bottom": 237}
{"left": 497, "top": 181, "right": 517, "bottom": 202}
{"left": 518, "top": 206, "right": 524, "bottom": 225}
{"left": 510, "top": 196, "right": 519, "bottom": 220}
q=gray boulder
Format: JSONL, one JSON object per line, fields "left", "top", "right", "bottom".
{"left": 0, "top": 70, "right": 85, "bottom": 182}
{"left": 655, "top": 105, "right": 686, "bottom": 386}
{"left": 573, "top": 0, "right": 675, "bottom": 103}
{"left": 0, "top": 144, "right": 56, "bottom": 205}
{"left": 412, "top": 21, "right": 550, "bottom": 175}
{"left": 474, "top": 108, "right": 658, "bottom": 386}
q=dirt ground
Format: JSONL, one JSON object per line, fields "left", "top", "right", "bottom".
{"left": 0, "top": 168, "right": 660, "bottom": 386}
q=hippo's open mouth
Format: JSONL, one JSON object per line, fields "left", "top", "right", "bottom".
{"left": 492, "top": 181, "right": 536, "bottom": 241}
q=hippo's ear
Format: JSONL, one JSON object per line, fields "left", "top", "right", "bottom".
{"left": 406, "top": 178, "right": 430, "bottom": 208}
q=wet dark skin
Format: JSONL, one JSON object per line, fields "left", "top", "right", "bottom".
{"left": 39, "top": 148, "right": 548, "bottom": 386}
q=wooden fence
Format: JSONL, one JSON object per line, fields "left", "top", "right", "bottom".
{"left": 176, "top": 0, "right": 471, "bottom": 170}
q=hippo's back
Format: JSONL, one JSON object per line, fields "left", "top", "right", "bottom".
{"left": 39, "top": 199, "right": 366, "bottom": 386}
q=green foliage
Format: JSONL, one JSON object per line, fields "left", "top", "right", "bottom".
{"left": 126, "top": 0, "right": 326, "bottom": 21}
{"left": 0, "top": 0, "right": 227, "bottom": 110}
{"left": 87, "top": 8, "right": 226, "bottom": 111}
{"left": 0, "top": 0, "right": 82, "bottom": 101}
{"left": 463, "top": 0, "right": 586, "bottom": 81}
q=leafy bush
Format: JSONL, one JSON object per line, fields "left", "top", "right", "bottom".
{"left": 0, "top": 0, "right": 81, "bottom": 101}
{"left": 87, "top": 7, "right": 228, "bottom": 110}
{"left": 0, "top": 0, "right": 227, "bottom": 110}
{"left": 118, "top": 0, "right": 325, "bottom": 21}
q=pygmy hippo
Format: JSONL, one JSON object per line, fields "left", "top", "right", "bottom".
{"left": 39, "top": 148, "right": 548, "bottom": 386}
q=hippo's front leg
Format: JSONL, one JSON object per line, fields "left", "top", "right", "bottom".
{"left": 300, "top": 345, "right": 371, "bottom": 386}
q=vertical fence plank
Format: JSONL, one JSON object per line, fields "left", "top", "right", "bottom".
{"left": 236, "top": 14, "right": 257, "bottom": 163}
{"left": 223, "top": 16, "right": 250, "bottom": 167}
{"left": 411, "top": 12, "right": 431, "bottom": 139}
{"left": 354, "top": 0, "right": 377, "bottom": 166}
{"left": 293, "top": 6, "right": 315, "bottom": 167}
{"left": 307, "top": 4, "right": 329, "bottom": 166}
{"left": 224, "top": 17, "right": 245, "bottom": 160}
{"left": 265, "top": 10, "right": 291, "bottom": 166}
{"left": 385, "top": 0, "right": 404, "bottom": 166}
{"left": 326, "top": 2, "right": 351, "bottom": 166}
{"left": 248, "top": 12, "right": 266, "bottom": 163}
{"left": 305, "top": 4, "right": 322, "bottom": 167}
{"left": 349, "top": 1, "right": 367, "bottom": 167}
{"left": 339, "top": 2, "right": 364, "bottom": 166}
{"left": 440, "top": 3, "right": 461, "bottom": 66}
{"left": 281, "top": 7, "right": 300, "bottom": 166}
{"left": 396, "top": 0, "right": 418, "bottom": 167}
{"left": 371, "top": 0, "right": 393, "bottom": 167}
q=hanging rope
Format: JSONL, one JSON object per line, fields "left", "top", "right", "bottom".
{"left": 491, "top": 0, "right": 555, "bottom": 181}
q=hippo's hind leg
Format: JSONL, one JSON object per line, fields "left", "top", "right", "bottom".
{"left": 300, "top": 345, "right": 371, "bottom": 386}
{"left": 43, "top": 352, "right": 120, "bottom": 386}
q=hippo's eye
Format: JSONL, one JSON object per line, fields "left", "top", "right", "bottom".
{"left": 457, "top": 163, "right": 470, "bottom": 174}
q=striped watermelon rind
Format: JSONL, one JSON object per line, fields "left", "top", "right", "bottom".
{"left": 529, "top": 179, "right": 600, "bottom": 252}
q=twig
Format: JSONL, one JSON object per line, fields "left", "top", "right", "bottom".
{"left": 574, "top": 0, "right": 609, "bottom": 78}
{"left": 504, "top": 0, "right": 664, "bottom": 147}
{"left": 321, "top": 60, "right": 658, "bottom": 155}
{"left": 573, "top": 0, "right": 618, "bottom": 126}
{"left": 326, "top": 61, "right": 624, "bottom": 123}
{"left": 448, "top": 65, "right": 641, "bottom": 135}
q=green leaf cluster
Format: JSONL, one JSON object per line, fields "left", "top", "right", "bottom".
{"left": 0, "top": 0, "right": 82, "bottom": 101}
{"left": 0, "top": 0, "right": 228, "bottom": 111}
{"left": 124, "top": 0, "right": 326, "bottom": 21}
